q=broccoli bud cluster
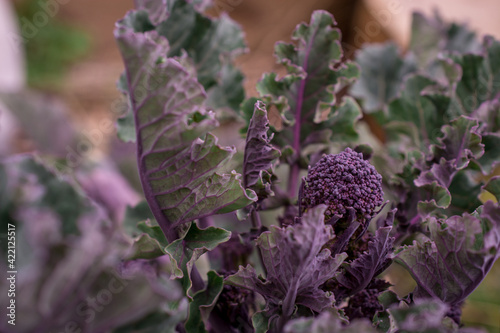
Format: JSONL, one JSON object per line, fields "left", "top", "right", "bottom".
{"left": 303, "top": 148, "right": 383, "bottom": 224}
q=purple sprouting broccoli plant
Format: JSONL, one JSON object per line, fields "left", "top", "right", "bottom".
{"left": 109, "top": 2, "right": 500, "bottom": 331}
{"left": 4, "top": 2, "right": 500, "bottom": 333}
{"left": 3, "top": 2, "right": 485, "bottom": 333}
{"left": 302, "top": 148, "right": 384, "bottom": 227}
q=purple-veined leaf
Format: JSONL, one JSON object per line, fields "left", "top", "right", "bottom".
{"left": 134, "top": 0, "right": 169, "bottom": 25}
{"left": 430, "top": 116, "right": 484, "bottom": 170}
{"left": 251, "top": 10, "right": 360, "bottom": 196}
{"left": 0, "top": 155, "right": 184, "bottom": 333}
{"left": 117, "top": 0, "right": 246, "bottom": 141}
{"left": 335, "top": 225, "right": 394, "bottom": 299}
{"left": 395, "top": 201, "right": 500, "bottom": 307}
{"left": 115, "top": 24, "right": 256, "bottom": 241}
{"left": 242, "top": 101, "right": 281, "bottom": 199}
{"left": 414, "top": 116, "right": 484, "bottom": 217}
{"left": 226, "top": 205, "right": 347, "bottom": 330}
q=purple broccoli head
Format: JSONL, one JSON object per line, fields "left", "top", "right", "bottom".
{"left": 303, "top": 148, "right": 384, "bottom": 225}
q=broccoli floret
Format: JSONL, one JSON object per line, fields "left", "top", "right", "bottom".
{"left": 303, "top": 148, "right": 383, "bottom": 226}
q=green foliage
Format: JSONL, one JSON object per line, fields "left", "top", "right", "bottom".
{"left": 249, "top": 10, "right": 361, "bottom": 162}
{"left": 185, "top": 271, "right": 224, "bottom": 333}
{"left": 115, "top": 21, "right": 256, "bottom": 240}
{"left": 165, "top": 222, "right": 231, "bottom": 296}
{"left": 116, "top": 0, "right": 246, "bottom": 142}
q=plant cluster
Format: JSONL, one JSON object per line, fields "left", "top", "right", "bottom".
{"left": 1, "top": 1, "right": 500, "bottom": 333}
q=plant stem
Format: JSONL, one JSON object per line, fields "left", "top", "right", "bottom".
{"left": 276, "top": 279, "right": 299, "bottom": 332}
{"left": 287, "top": 77, "right": 306, "bottom": 199}
{"left": 250, "top": 208, "right": 268, "bottom": 276}
{"left": 286, "top": 18, "right": 316, "bottom": 199}
{"left": 190, "top": 265, "right": 205, "bottom": 292}
{"left": 250, "top": 207, "right": 262, "bottom": 229}
{"left": 288, "top": 163, "right": 301, "bottom": 200}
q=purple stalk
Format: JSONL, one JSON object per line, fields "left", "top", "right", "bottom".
{"left": 287, "top": 78, "right": 306, "bottom": 199}
{"left": 287, "top": 39, "right": 313, "bottom": 199}
{"left": 251, "top": 208, "right": 268, "bottom": 276}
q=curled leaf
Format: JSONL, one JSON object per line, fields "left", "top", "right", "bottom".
{"left": 226, "top": 205, "right": 347, "bottom": 329}
{"left": 395, "top": 202, "right": 500, "bottom": 307}
{"left": 115, "top": 24, "right": 256, "bottom": 241}
{"left": 243, "top": 101, "right": 281, "bottom": 199}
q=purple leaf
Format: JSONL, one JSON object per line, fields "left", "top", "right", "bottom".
{"left": 115, "top": 24, "right": 256, "bottom": 241}
{"left": 134, "top": 0, "right": 168, "bottom": 25}
{"left": 412, "top": 116, "right": 484, "bottom": 217}
{"left": 243, "top": 101, "right": 281, "bottom": 199}
{"left": 395, "top": 201, "right": 500, "bottom": 307}
{"left": 430, "top": 116, "right": 484, "bottom": 170}
{"left": 336, "top": 226, "right": 394, "bottom": 298}
{"left": 226, "top": 205, "right": 347, "bottom": 328}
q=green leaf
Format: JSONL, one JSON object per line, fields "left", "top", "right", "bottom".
{"left": 123, "top": 201, "right": 156, "bottom": 234}
{"left": 448, "top": 170, "right": 483, "bottom": 215}
{"left": 445, "top": 37, "right": 500, "bottom": 116}
{"left": 154, "top": 0, "right": 246, "bottom": 113}
{"left": 351, "top": 42, "right": 417, "bottom": 113}
{"left": 483, "top": 176, "right": 500, "bottom": 202}
{"left": 327, "top": 96, "right": 363, "bottom": 142}
{"left": 475, "top": 97, "right": 500, "bottom": 174}
{"left": 156, "top": 0, "right": 246, "bottom": 90}
{"left": 165, "top": 223, "right": 231, "bottom": 297}
{"left": 388, "top": 299, "right": 450, "bottom": 333}
{"left": 112, "top": 299, "right": 189, "bottom": 333}
{"left": 116, "top": 112, "right": 136, "bottom": 143}
{"left": 185, "top": 271, "right": 224, "bottom": 333}
{"left": 283, "top": 310, "right": 376, "bottom": 333}
{"left": 115, "top": 23, "right": 256, "bottom": 241}
{"left": 477, "top": 134, "right": 500, "bottom": 175}
{"left": 126, "top": 220, "right": 169, "bottom": 260}
{"left": 409, "top": 12, "right": 480, "bottom": 68}
{"left": 205, "top": 62, "right": 245, "bottom": 112}
{"left": 117, "top": 0, "right": 247, "bottom": 142}
{"left": 387, "top": 74, "right": 450, "bottom": 150}
{"left": 252, "top": 310, "right": 272, "bottom": 333}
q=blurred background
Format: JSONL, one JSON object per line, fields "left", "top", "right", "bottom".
{"left": 1, "top": 0, "right": 500, "bottom": 331}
